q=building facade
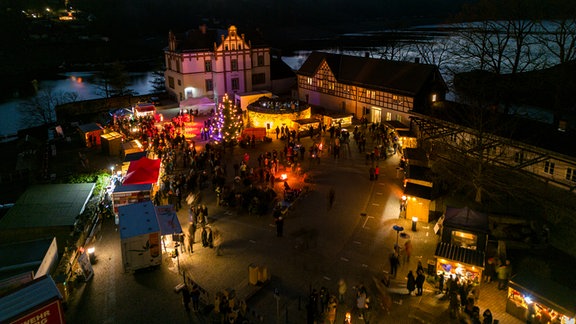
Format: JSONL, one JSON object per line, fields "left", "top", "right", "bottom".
{"left": 296, "top": 52, "right": 447, "bottom": 126}
{"left": 164, "top": 25, "right": 271, "bottom": 103}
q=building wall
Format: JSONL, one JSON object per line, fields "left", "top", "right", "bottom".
{"left": 164, "top": 26, "right": 271, "bottom": 102}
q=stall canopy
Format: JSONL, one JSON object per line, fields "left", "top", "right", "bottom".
{"left": 179, "top": 97, "right": 215, "bottom": 114}
{"left": 509, "top": 270, "right": 576, "bottom": 318}
{"left": 444, "top": 206, "right": 489, "bottom": 233}
{"left": 435, "top": 241, "right": 485, "bottom": 268}
{"left": 123, "top": 157, "right": 161, "bottom": 185}
{"left": 155, "top": 205, "right": 182, "bottom": 235}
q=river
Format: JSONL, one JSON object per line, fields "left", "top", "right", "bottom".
{"left": 0, "top": 71, "right": 157, "bottom": 137}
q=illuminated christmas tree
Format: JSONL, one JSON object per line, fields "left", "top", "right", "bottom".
{"left": 211, "top": 94, "right": 242, "bottom": 144}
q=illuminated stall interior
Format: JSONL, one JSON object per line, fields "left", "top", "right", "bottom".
{"left": 155, "top": 205, "right": 183, "bottom": 254}
{"left": 396, "top": 129, "right": 418, "bottom": 149}
{"left": 507, "top": 271, "right": 575, "bottom": 324}
{"left": 322, "top": 112, "right": 354, "bottom": 128}
{"left": 435, "top": 242, "right": 484, "bottom": 284}
{"left": 403, "top": 182, "right": 433, "bottom": 223}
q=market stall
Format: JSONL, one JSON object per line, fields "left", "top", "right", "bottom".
{"left": 155, "top": 205, "right": 183, "bottom": 253}
{"left": 434, "top": 241, "right": 485, "bottom": 284}
{"left": 508, "top": 270, "right": 575, "bottom": 324}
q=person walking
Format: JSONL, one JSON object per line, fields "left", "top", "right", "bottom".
{"left": 328, "top": 188, "right": 335, "bottom": 210}
{"left": 407, "top": 270, "right": 416, "bottom": 296}
{"left": 275, "top": 216, "right": 284, "bottom": 237}
{"left": 389, "top": 252, "right": 400, "bottom": 278}
{"left": 374, "top": 165, "right": 380, "bottom": 180}
{"left": 338, "top": 278, "right": 347, "bottom": 304}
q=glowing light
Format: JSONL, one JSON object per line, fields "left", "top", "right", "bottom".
{"left": 412, "top": 216, "right": 418, "bottom": 222}
{"left": 87, "top": 247, "right": 95, "bottom": 254}
{"left": 525, "top": 296, "right": 533, "bottom": 304}
{"left": 280, "top": 174, "right": 288, "bottom": 180}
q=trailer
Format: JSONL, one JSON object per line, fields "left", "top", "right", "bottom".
{"left": 118, "top": 201, "right": 162, "bottom": 272}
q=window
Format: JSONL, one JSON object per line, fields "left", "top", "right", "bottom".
{"left": 514, "top": 151, "right": 524, "bottom": 164}
{"left": 252, "top": 73, "right": 265, "bottom": 85}
{"left": 205, "top": 79, "right": 213, "bottom": 91}
{"left": 231, "top": 78, "right": 239, "bottom": 90}
{"left": 366, "top": 90, "right": 376, "bottom": 99}
{"left": 177, "top": 79, "right": 181, "bottom": 86}
{"left": 307, "top": 77, "right": 312, "bottom": 85}
{"left": 544, "top": 161, "right": 555, "bottom": 175}
{"left": 168, "top": 76, "right": 174, "bottom": 89}
{"left": 257, "top": 55, "right": 264, "bottom": 66}
{"left": 231, "top": 59, "right": 238, "bottom": 71}
{"left": 431, "top": 94, "right": 437, "bottom": 102}
{"left": 205, "top": 60, "right": 212, "bottom": 72}
{"left": 567, "top": 168, "right": 576, "bottom": 181}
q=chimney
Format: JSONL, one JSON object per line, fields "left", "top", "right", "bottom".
{"left": 414, "top": 57, "right": 420, "bottom": 64}
{"left": 365, "top": 52, "right": 370, "bottom": 58}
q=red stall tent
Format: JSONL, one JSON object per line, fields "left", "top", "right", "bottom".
{"left": 123, "top": 157, "right": 161, "bottom": 186}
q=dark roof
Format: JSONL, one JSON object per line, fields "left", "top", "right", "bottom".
{"left": 435, "top": 242, "right": 485, "bottom": 268}
{"left": 0, "top": 275, "right": 62, "bottom": 322}
{"left": 415, "top": 102, "right": 576, "bottom": 158}
{"left": 271, "top": 56, "right": 296, "bottom": 80}
{"left": 404, "top": 147, "right": 428, "bottom": 162}
{"left": 297, "top": 51, "right": 445, "bottom": 96}
{"left": 78, "top": 123, "right": 103, "bottom": 133}
{"left": 444, "top": 206, "right": 489, "bottom": 233}
{"left": 404, "top": 182, "right": 432, "bottom": 200}
{"left": 174, "top": 28, "right": 220, "bottom": 51}
{"left": 383, "top": 120, "right": 410, "bottom": 130}
{"left": 123, "top": 151, "right": 147, "bottom": 163}
{"left": 293, "top": 118, "right": 321, "bottom": 125}
{"left": 406, "top": 165, "right": 433, "bottom": 182}
{"left": 510, "top": 270, "right": 576, "bottom": 318}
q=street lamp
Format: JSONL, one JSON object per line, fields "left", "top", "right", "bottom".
{"left": 412, "top": 216, "right": 418, "bottom": 232}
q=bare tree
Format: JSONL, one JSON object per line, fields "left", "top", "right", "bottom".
{"left": 95, "top": 61, "right": 135, "bottom": 98}
{"left": 535, "top": 19, "right": 576, "bottom": 65}
{"left": 19, "top": 89, "right": 78, "bottom": 128}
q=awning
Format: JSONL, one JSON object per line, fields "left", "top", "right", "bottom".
{"left": 434, "top": 242, "right": 485, "bottom": 268}
{"left": 155, "top": 205, "right": 183, "bottom": 235}
{"left": 509, "top": 271, "right": 576, "bottom": 318}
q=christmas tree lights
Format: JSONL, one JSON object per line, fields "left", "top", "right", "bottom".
{"left": 210, "top": 94, "right": 242, "bottom": 144}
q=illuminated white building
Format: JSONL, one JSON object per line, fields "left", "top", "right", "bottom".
{"left": 164, "top": 25, "right": 271, "bottom": 103}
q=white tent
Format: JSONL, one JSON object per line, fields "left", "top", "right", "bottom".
{"left": 179, "top": 97, "right": 215, "bottom": 115}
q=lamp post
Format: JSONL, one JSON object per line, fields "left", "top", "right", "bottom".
{"left": 411, "top": 217, "right": 418, "bottom": 232}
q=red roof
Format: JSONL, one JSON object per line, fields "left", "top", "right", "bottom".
{"left": 123, "top": 157, "right": 161, "bottom": 185}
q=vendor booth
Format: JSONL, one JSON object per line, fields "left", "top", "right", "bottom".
{"left": 396, "top": 129, "right": 418, "bottom": 149}
{"left": 134, "top": 103, "right": 156, "bottom": 117}
{"left": 100, "top": 131, "right": 123, "bottom": 156}
{"left": 434, "top": 241, "right": 485, "bottom": 284}
{"left": 322, "top": 112, "right": 353, "bottom": 128}
{"left": 155, "top": 205, "right": 183, "bottom": 253}
{"left": 78, "top": 123, "right": 103, "bottom": 148}
{"left": 403, "top": 182, "right": 433, "bottom": 222}
{"left": 0, "top": 275, "right": 65, "bottom": 324}
{"left": 434, "top": 206, "right": 489, "bottom": 284}
{"left": 121, "top": 139, "right": 144, "bottom": 158}
{"left": 507, "top": 270, "right": 575, "bottom": 324}
{"left": 123, "top": 157, "right": 161, "bottom": 186}
{"left": 112, "top": 183, "right": 153, "bottom": 223}
{"left": 179, "top": 97, "right": 215, "bottom": 115}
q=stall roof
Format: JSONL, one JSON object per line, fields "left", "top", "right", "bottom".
{"left": 155, "top": 205, "right": 182, "bottom": 235}
{"left": 404, "top": 182, "right": 432, "bottom": 200}
{"left": 0, "top": 238, "right": 56, "bottom": 281}
{"left": 293, "top": 118, "right": 320, "bottom": 125}
{"left": 0, "top": 183, "right": 95, "bottom": 229}
{"left": 123, "top": 151, "right": 148, "bottom": 163}
{"left": 435, "top": 242, "right": 485, "bottom": 268}
{"left": 383, "top": 120, "right": 409, "bottom": 131}
{"left": 444, "top": 206, "right": 489, "bottom": 233}
{"left": 404, "top": 147, "right": 428, "bottom": 162}
{"left": 123, "top": 157, "right": 161, "bottom": 185}
{"left": 406, "top": 165, "right": 433, "bottom": 182}
{"left": 0, "top": 275, "right": 63, "bottom": 323}
{"left": 510, "top": 270, "right": 576, "bottom": 318}
{"left": 113, "top": 183, "right": 153, "bottom": 194}
{"left": 77, "top": 123, "right": 103, "bottom": 133}
{"left": 118, "top": 201, "right": 159, "bottom": 240}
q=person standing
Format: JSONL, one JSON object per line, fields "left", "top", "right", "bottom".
{"left": 407, "top": 271, "right": 416, "bottom": 296}
{"left": 276, "top": 126, "right": 280, "bottom": 139}
{"left": 404, "top": 240, "right": 413, "bottom": 264}
{"left": 415, "top": 269, "right": 425, "bottom": 296}
{"left": 181, "top": 285, "right": 191, "bottom": 312}
{"left": 374, "top": 165, "right": 380, "bottom": 180}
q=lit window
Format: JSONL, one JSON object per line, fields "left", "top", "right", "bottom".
{"left": 307, "top": 77, "right": 312, "bottom": 85}
{"left": 432, "top": 94, "right": 437, "bottom": 102}
{"left": 544, "top": 161, "right": 555, "bottom": 175}
{"left": 567, "top": 168, "right": 576, "bottom": 181}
